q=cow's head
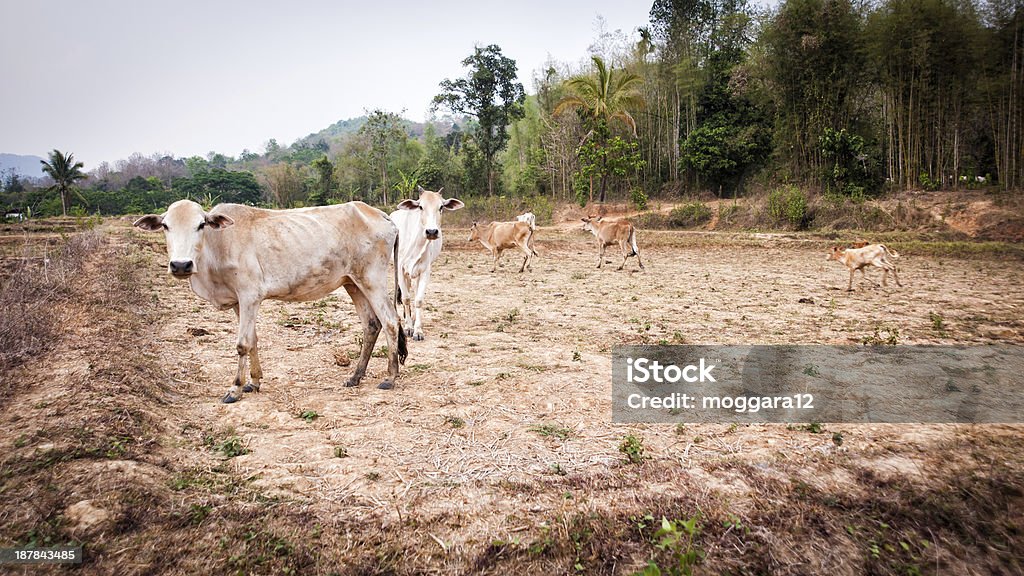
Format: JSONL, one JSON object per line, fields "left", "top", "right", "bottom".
{"left": 468, "top": 221, "right": 481, "bottom": 242}
{"left": 581, "top": 216, "right": 596, "bottom": 234}
{"left": 396, "top": 187, "right": 464, "bottom": 241}
{"left": 133, "top": 199, "right": 234, "bottom": 279}
{"left": 827, "top": 245, "right": 846, "bottom": 262}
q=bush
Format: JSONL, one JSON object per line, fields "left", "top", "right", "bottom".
{"left": 766, "top": 186, "right": 808, "bottom": 229}
{"left": 669, "top": 203, "right": 713, "bottom": 228}
{"left": 630, "top": 187, "right": 648, "bottom": 211}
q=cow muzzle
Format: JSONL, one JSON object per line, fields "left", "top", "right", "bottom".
{"left": 424, "top": 229, "right": 440, "bottom": 240}
{"left": 169, "top": 260, "right": 195, "bottom": 278}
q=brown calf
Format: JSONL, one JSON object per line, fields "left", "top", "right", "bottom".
{"left": 469, "top": 221, "right": 537, "bottom": 272}
{"left": 828, "top": 244, "right": 902, "bottom": 291}
{"left": 582, "top": 216, "right": 644, "bottom": 271}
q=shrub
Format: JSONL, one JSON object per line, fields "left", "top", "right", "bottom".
{"left": 630, "top": 187, "right": 649, "bottom": 211}
{"left": 766, "top": 186, "right": 808, "bottom": 229}
{"left": 669, "top": 203, "right": 713, "bottom": 228}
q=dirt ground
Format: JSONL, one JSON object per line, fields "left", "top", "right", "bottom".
{"left": 3, "top": 217, "right": 1023, "bottom": 574}
{"left": 146, "top": 222, "right": 1023, "bottom": 573}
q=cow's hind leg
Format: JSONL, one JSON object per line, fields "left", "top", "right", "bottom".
{"left": 360, "top": 280, "right": 406, "bottom": 389}
{"left": 225, "top": 300, "right": 260, "bottom": 403}
{"left": 342, "top": 283, "right": 380, "bottom": 388}
{"left": 618, "top": 240, "right": 629, "bottom": 270}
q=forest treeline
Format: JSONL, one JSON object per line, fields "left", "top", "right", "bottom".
{"left": 2, "top": 0, "right": 1022, "bottom": 218}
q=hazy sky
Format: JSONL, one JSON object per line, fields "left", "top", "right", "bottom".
{"left": 0, "top": 1, "right": 655, "bottom": 168}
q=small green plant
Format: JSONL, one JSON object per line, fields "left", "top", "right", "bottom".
{"left": 572, "top": 350, "right": 582, "bottom": 362}
{"left": 929, "top": 312, "right": 947, "bottom": 337}
{"left": 188, "top": 503, "right": 212, "bottom": 525}
{"left": 504, "top": 308, "right": 520, "bottom": 323}
{"left": 299, "top": 410, "right": 319, "bottom": 423}
{"left": 620, "top": 434, "right": 647, "bottom": 464}
{"left": 803, "top": 364, "right": 820, "bottom": 377}
{"left": 445, "top": 415, "right": 465, "bottom": 429}
{"left": 832, "top": 431, "right": 844, "bottom": 446}
{"left": 529, "top": 423, "right": 575, "bottom": 441}
{"left": 218, "top": 436, "right": 249, "bottom": 458}
{"left": 333, "top": 446, "right": 348, "bottom": 458}
{"left": 633, "top": 516, "right": 704, "bottom": 576}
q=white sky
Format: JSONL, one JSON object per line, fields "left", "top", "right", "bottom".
{"left": 0, "top": 1, "right": 654, "bottom": 168}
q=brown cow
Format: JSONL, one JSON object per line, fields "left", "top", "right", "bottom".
{"left": 828, "top": 244, "right": 902, "bottom": 291}
{"left": 581, "top": 216, "right": 644, "bottom": 271}
{"left": 469, "top": 220, "right": 537, "bottom": 272}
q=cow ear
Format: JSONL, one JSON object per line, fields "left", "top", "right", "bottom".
{"left": 397, "top": 199, "right": 420, "bottom": 211}
{"left": 134, "top": 214, "right": 164, "bottom": 231}
{"left": 442, "top": 198, "right": 464, "bottom": 211}
{"left": 206, "top": 214, "right": 234, "bottom": 229}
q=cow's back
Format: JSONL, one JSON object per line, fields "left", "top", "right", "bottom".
{"left": 195, "top": 202, "right": 395, "bottom": 304}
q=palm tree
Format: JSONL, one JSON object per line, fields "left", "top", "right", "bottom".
{"left": 554, "top": 55, "right": 645, "bottom": 137}
{"left": 40, "top": 149, "right": 87, "bottom": 216}
{"left": 554, "top": 56, "right": 645, "bottom": 202}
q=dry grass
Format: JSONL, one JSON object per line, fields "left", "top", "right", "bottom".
{"left": 1, "top": 221, "right": 1022, "bottom": 574}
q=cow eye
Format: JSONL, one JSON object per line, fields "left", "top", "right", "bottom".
{"left": 198, "top": 222, "right": 206, "bottom": 230}
{"left": 161, "top": 222, "right": 169, "bottom": 230}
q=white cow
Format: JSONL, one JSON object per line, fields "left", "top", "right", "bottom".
{"left": 390, "top": 187, "right": 464, "bottom": 341}
{"left": 516, "top": 211, "right": 537, "bottom": 230}
{"left": 134, "top": 199, "right": 407, "bottom": 403}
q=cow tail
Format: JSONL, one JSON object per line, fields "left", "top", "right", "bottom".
{"left": 628, "top": 228, "right": 639, "bottom": 257}
{"left": 882, "top": 245, "right": 901, "bottom": 259}
{"left": 527, "top": 226, "right": 539, "bottom": 256}
{"left": 394, "top": 235, "right": 402, "bottom": 306}
{"left": 392, "top": 234, "right": 408, "bottom": 365}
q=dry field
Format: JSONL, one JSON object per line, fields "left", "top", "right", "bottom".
{"left": 1, "top": 216, "right": 1022, "bottom": 575}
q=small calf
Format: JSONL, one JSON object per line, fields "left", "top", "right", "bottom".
{"left": 469, "top": 220, "right": 537, "bottom": 272}
{"left": 828, "top": 244, "right": 901, "bottom": 291}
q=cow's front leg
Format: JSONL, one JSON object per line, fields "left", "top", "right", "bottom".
{"left": 225, "top": 300, "right": 260, "bottom": 403}
{"left": 847, "top": 269, "right": 855, "bottom": 292}
{"left": 411, "top": 267, "right": 431, "bottom": 341}
{"left": 243, "top": 339, "right": 262, "bottom": 393}
{"left": 343, "top": 284, "right": 380, "bottom": 387}
{"left": 400, "top": 271, "right": 415, "bottom": 337}
{"left": 597, "top": 243, "right": 605, "bottom": 269}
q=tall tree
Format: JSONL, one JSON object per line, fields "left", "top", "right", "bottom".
{"left": 358, "top": 109, "right": 407, "bottom": 205}
{"left": 40, "top": 149, "right": 86, "bottom": 216}
{"left": 433, "top": 44, "right": 526, "bottom": 195}
{"left": 555, "top": 55, "right": 646, "bottom": 202}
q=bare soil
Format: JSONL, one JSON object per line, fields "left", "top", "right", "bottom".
{"left": 2, "top": 217, "right": 1023, "bottom": 575}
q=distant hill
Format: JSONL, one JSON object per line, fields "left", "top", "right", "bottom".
{"left": 0, "top": 153, "right": 45, "bottom": 178}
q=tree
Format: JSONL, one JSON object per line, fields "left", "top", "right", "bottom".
{"left": 433, "top": 44, "right": 526, "bottom": 195}
{"left": 40, "top": 149, "right": 87, "bottom": 216}
{"left": 261, "top": 163, "right": 305, "bottom": 208}
{"left": 310, "top": 155, "right": 336, "bottom": 205}
{"left": 555, "top": 55, "right": 646, "bottom": 202}
{"left": 358, "top": 109, "right": 407, "bottom": 205}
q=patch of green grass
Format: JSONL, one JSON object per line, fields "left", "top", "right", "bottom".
{"left": 298, "top": 410, "right": 319, "bottom": 423}
{"left": 444, "top": 415, "right": 465, "bottom": 429}
{"left": 333, "top": 446, "right": 348, "bottom": 458}
{"left": 929, "top": 312, "right": 948, "bottom": 337}
{"left": 529, "top": 423, "right": 575, "bottom": 441}
{"left": 216, "top": 436, "right": 249, "bottom": 458}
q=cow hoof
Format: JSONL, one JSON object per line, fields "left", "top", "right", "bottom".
{"left": 404, "top": 327, "right": 414, "bottom": 337}
{"left": 344, "top": 376, "right": 361, "bottom": 387}
{"left": 377, "top": 380, "right": 394, "bottom": 390}
{"left": 222, "top": 392, "right": 240, "bottom": 404}
{"left": 242, "top": 383, "right": 259, "bottom": 393}
{"left": 413, "top": 333, "right": 424, "bottom": 341}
